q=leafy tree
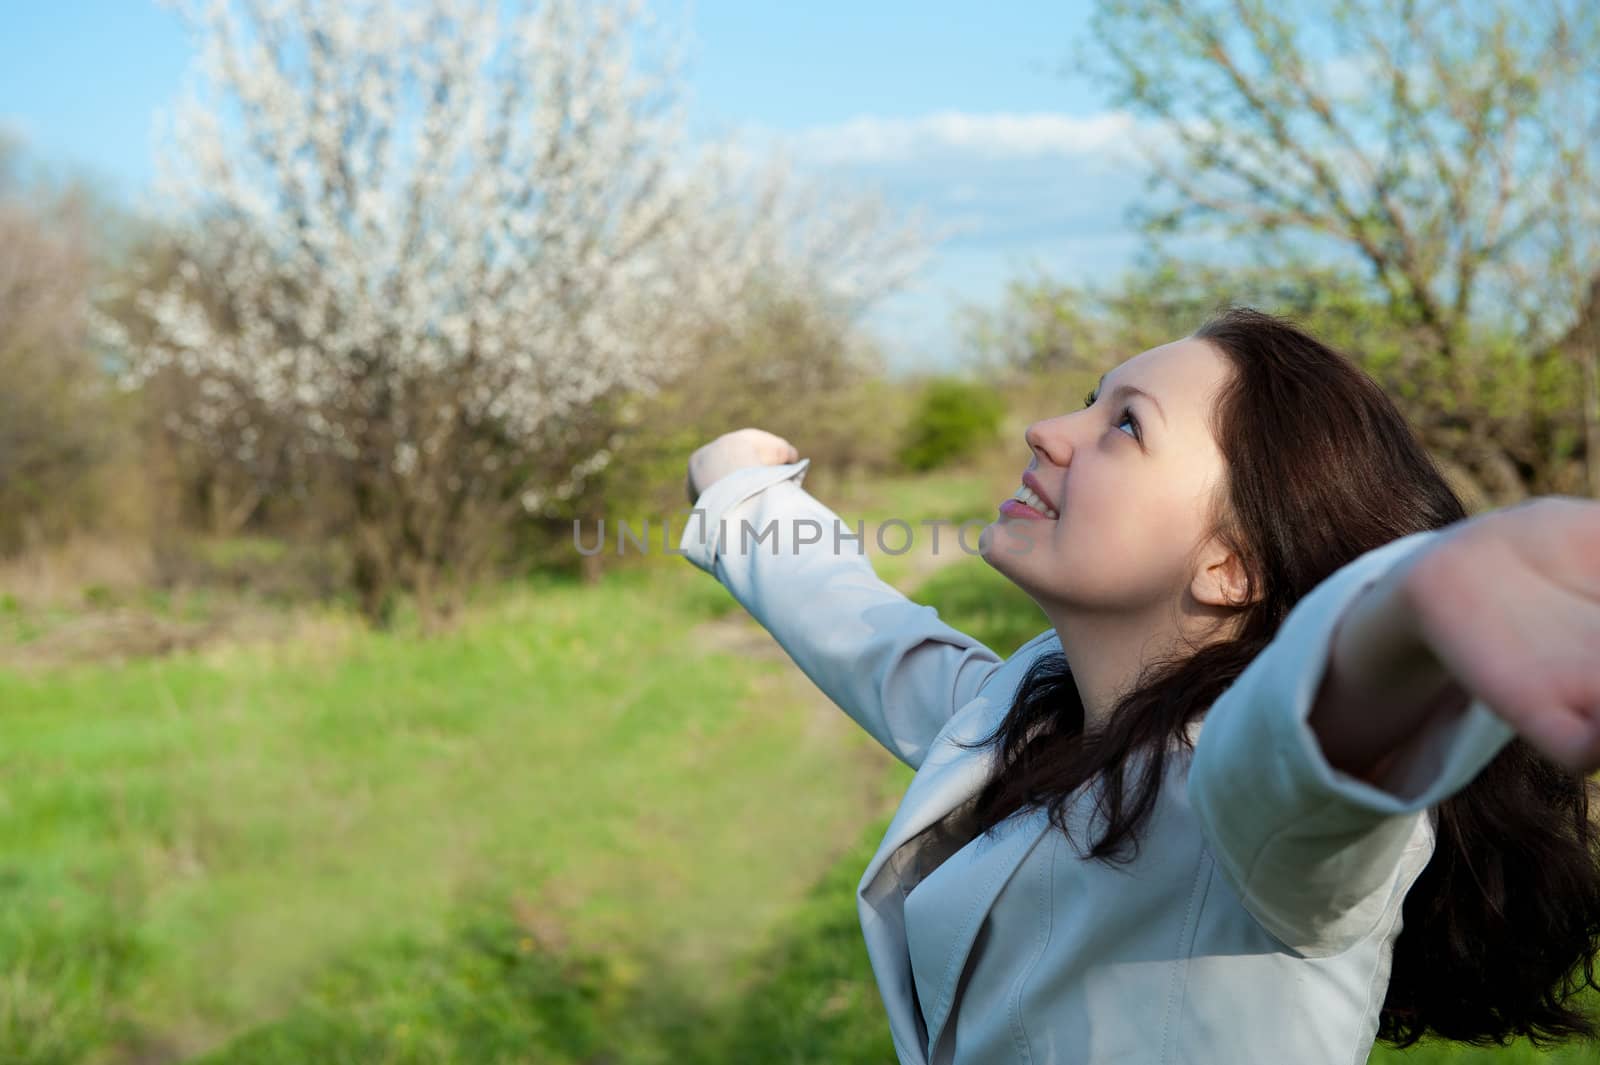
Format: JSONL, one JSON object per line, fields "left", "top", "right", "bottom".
{"left": 962, "top": 255, "right": 1585, "bottom": 509}
{"left": 1085, "top": 0, "right": 1600, "bottom": 500}
{"left": 958, "top": 266, "right": 1103, "bottom": 378}
{"left": 0, "top": 136, "right": 124, "bottom": 554}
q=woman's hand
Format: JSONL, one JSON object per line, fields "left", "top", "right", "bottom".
{"left": 1399, "top": 496, "right": 1600, "bottom": 773}
{"left": 686, "top": 428, "right": 801, "bottom": 504}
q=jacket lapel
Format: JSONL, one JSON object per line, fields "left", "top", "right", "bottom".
{"left": 859, "top": 693, "right": 1011, "bottom": 899}
{"left": 855, "top": 693, "right": 1052, "bottom": 1062}
{"left": 915, "top": 804, "right": 1053, "bottom": 1058}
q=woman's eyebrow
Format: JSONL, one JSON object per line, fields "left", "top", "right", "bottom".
{"left": 1096, "top": 374, "right": 1168, "bottom": 427}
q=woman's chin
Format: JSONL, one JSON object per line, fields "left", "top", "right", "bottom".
{"left": 980, "top": 525, "right": 1044, "bottom": 576}
{"left": 987, "top": 516, "right": 1052, "bottom": 556}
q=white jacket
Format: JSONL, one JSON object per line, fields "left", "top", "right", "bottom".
{"left": 680, "top": 459, "right": 1517, "bottom": 1065}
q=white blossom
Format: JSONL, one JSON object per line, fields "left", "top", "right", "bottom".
{"left": 112, "top": 0, "right": 929, "bottom": 614}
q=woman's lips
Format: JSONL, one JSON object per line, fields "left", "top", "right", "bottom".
{"left": 998, "top": 498, "right": 1055, "bottom": 521}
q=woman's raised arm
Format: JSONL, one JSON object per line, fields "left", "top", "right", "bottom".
{"left": 1186, "top": 530, "right": 1504, "bottom": 956}
{"left": 1315, "top": 497, "right": 1600, "bottom": 777}
{"left": 680, "top": 435, "right": 1009, "bottom": 771}
{"left": 1188, "top": 497, "right": 1600, "bottom": 956}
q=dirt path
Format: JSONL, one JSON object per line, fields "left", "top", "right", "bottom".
{"left": 683, "top": 535, "right": 968, "bottom": 1000}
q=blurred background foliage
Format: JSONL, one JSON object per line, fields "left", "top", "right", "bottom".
{"left": 895, "top": 376, "right": 1006, "bottom": 473}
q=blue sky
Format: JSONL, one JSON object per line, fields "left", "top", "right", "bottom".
{"left": 0, "top": 0, "right": 1148, "bottom": 373}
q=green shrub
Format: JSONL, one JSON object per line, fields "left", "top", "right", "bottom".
{"left": 897, "top": 377, "right": 1005, "bottom": 473}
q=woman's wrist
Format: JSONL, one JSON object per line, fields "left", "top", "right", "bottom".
{"left": 1308, "top": 562, "right": 1471, "bottom": 785}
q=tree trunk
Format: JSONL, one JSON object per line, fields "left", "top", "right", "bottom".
{"left": 352, "top": 531, "right": 394, "bottom": 628}
{"left": 351, "top": 474, "right": 395, "bottom": 628}
{"left": 1559, "top": 275, "right": 1600, "bottom": 500}
{"left": 206, "top": 476, "right": 264, "bottom": 537}
{"left": 1585, "top": 343, "right": 1600, "bottom": 500}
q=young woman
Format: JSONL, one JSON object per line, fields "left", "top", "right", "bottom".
{"left": 680, "top": 308, "right": 1600, "bottom": 1064}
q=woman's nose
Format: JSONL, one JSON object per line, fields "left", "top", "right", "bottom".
{"left": 1025, "top": 416, "right": 1072, "bottom": 469}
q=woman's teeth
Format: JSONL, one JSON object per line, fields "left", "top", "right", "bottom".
{"left": 1012, "top": 484, "right": 1058, "bottom": 519}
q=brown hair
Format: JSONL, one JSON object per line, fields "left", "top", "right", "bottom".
{"left": 957, "top": 307, "right": 1600, "bottom": 1048}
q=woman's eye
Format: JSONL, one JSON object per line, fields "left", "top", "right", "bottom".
{"left": 1082, "top": 391, "right": 1140, "bottom": 443}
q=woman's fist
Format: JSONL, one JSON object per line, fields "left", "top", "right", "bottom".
{"left": 686, "top": 428, "right": 801, "bottom": 503}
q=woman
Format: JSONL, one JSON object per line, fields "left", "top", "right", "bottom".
{"left": 679, "top": 308, "right": 1600, "bottom": 1064}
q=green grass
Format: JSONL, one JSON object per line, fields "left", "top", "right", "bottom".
{"left": 913, "top": 555, "right": 1047, "bottom": 659}
{"left": 834, "top": 466, "right": 1002, "bottom": 530}
{"left": 1371, "top": 1028, "right": 1600, "bottom": 1064}
{"left": 0, "top": 563, "right": 904, "bottom": 1062}
{"left": 184, "top": 812, "right": 905, "bottom": 1065}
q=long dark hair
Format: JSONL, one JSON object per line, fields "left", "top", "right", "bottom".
{"left": 957, "top": 307, "right": 1600, "bottom": 1048}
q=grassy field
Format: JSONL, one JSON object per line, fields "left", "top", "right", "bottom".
{"left": 2, "top": 466, "right": 1595, "bottom": 1063}
{"left": 1, "top": 554, "right": 921, "bottom": 1063}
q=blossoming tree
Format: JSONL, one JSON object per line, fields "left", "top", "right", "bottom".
{"left": 106, "top": 0, "right": 928, "bottom": 624}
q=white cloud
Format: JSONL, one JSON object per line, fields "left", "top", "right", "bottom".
{"left": 784, "top": 109, "right": 1144, "bottom": 166}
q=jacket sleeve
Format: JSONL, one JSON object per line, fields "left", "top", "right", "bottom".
{"left": 679, "top": 458, "right": 1007, "bottom": 770}
{"left": 1187, "top": 529, "right": 1519, "bottom": 957}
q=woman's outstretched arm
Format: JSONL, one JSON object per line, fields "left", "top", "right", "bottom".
{"left": 679, "top": 430, "right": 1011, "bottom": 771}
{"left": 1189, "top": 497, "right": 1600, "bottom": 956}
{"left": 1312, "top": 497, "right": 1600, "bottom": 780}
{"left": 1190, "top": 498, "right": 1600, "bottom": 953}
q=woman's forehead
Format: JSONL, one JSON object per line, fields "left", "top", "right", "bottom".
{"left": 1108, "top": 338, "right": 1229, "bottom": 406}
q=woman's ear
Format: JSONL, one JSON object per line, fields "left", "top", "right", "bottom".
{"left": 1191, "top": 537, "right": 1257, "bottom": 610}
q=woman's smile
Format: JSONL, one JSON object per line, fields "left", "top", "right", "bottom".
{"left": 1001, "top": 474, "right": 1059, "bottom": 520}
{"left": 998, "top": 497, "right": 1055, "bottom": 521}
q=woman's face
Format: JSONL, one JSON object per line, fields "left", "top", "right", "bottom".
{"left": 980, "top": 336, "right": 1235, "bottom": 617}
